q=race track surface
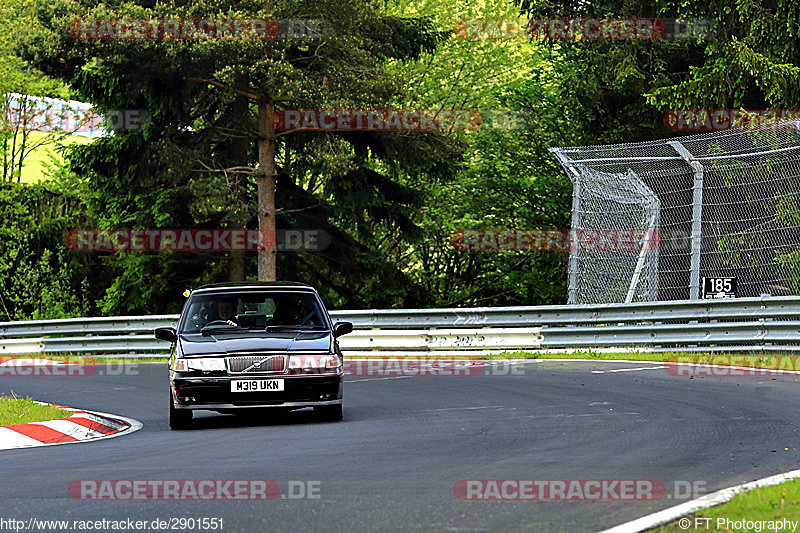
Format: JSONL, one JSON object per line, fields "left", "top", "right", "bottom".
{"left": 1, "top": 360, "right": 799, "bottom": 532}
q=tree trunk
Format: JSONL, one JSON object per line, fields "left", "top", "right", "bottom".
{"left": 227, "top": 84, "right": 251, "bottom": 282}
{"left": 16, "top": 129, "right": 27, "bottom": 182}
{"left": 257, "top": 97, "right": 277, "bottom": 281}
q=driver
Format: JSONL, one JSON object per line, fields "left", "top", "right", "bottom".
{"left": 217, "top": 298, "right": 238, "bottom": 326}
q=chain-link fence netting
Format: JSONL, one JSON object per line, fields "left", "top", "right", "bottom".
{"left": 551, "top": 123, "right": 800, "bottom": 304}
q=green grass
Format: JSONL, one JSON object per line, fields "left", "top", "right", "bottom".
{"left": 11, "top": 130, "right": 94, "bottom": 183}
{"left": 651, "top": 480, "right": 800, "bottom": 531}
{"left": 0, "top": 393, "right": 72, "bottom": 426}
{"left": 487, "top": 350, "right": 786, "bottom": 365}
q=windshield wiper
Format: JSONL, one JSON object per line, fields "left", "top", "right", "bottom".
{"left": 197, "top": 325, "right": 328, "bottom": 335}
{"left": 200, "top": 326, "right": 267, "bottom": 336}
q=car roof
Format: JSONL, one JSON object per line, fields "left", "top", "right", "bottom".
{"left": 193, "top": 281, "right": 317, "bottom": 294}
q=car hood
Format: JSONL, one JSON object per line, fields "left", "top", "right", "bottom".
{"left": 179, "top": 331, "right": 332, "bottom": 357}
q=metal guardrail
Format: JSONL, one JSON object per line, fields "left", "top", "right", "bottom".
{"left": 1, "top": 295, "right": 799, "bottom": 356}
{"left": 0, "top": 315, "right": 178, "bottom": 338}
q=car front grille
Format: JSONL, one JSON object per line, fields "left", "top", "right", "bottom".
{"left": 227, "top": 355, "right": 286, "bottom": 374}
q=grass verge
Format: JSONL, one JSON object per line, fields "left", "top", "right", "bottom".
{"left": 651, "top": 480, "right": 800, "bottom": 531}
{"left": 0, "top": 393, "right": 72, "bottom": 426}
{"left": 487, "top": 350, "right": 800, "bottom": 368}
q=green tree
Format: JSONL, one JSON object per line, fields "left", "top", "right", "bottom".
{"left": 0, "top": 0, "right": 74, "bottom": 183}
{"left": 514, "top": 0, "right": 800, "bottom": 140}
{"left": 18, "top": 0, "right": 465, "bottom": 312}
{"left": 376, "top": 0, "right": 575, "bottom": 305}
{"left": 0, "top": 182, "right": 94, "bottom": 320}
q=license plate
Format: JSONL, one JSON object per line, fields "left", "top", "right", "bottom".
{"left": 230, "top": 379, "right": 284, "bottom": 392}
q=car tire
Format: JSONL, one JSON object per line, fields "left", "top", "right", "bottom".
{"left": 169, "top": 393, "right": 193, "bottom": 430}
{"left": 314, "top": 404, "right": 343, "bottom": 421}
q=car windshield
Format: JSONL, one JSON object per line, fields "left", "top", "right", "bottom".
{"left": 179, "top": 291, "right": 327, "bottom": 334}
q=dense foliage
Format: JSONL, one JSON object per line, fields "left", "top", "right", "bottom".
{"left": 1, "top": 0, "right": 797, "bottom": 317}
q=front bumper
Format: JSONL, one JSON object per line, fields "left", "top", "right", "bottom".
{"left": 171, "top": 375, "right": 342, "bottom": 410}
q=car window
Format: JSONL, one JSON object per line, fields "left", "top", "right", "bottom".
{"left": 179, "top": 291, "right": 325, "bottom": 333}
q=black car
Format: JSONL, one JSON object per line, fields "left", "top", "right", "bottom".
{"left": 155, "top": 282, "right": 353, "bottom": 429}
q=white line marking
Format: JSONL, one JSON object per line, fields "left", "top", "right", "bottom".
{"left": 347, "top": 375, "right": 414, "bottom": 382}
{"left": 591, "top": 366, "right": 664, "bottom": 374}
{"left": 414, "top": 406, "right": 506, "bottom": 413}
{"left": 522, "top": 412, "right": 639, "bottom": 420}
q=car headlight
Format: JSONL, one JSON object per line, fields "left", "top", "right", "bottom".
{"left": 287, "top": 354, "right": 342, "bottom": 375}
{"left": 188, "top": 358, "right": 227, "bottom": 371}
{"left": 323, "top": 354, "right": 342, "bottom": 372}
{"left": 173, "top": 358, "right": 226, "bottom": 372}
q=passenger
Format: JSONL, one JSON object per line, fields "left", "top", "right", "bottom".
{"left": 270, "top": 297, "right": 305, "bottom": 325}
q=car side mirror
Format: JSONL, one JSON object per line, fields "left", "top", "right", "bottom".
{"left": 155, "top": 327, "right": 177, "bottom": 343}
{"left": 333, "top": 322, "right": 353, "bottom": 338}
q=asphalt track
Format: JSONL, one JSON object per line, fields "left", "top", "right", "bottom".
{"left": 1, "top": 360, "right": 800, "bottom": 532}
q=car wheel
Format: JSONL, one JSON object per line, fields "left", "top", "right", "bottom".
{"left": 169, "top": 393, "right": 193, "bottom": 430}
{"left": 314, "top": 404, "right": 343, "bottom": 421}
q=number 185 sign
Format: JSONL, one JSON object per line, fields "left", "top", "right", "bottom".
{"left": 702, "top": 277, "right": 737, "bottom": 299}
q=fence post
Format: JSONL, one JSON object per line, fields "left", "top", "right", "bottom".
{"left": 668, "top": 141, "right": 704, "bottom": 300}
{"left": 551, "top": 148, "right": 582, "bottom": 304}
